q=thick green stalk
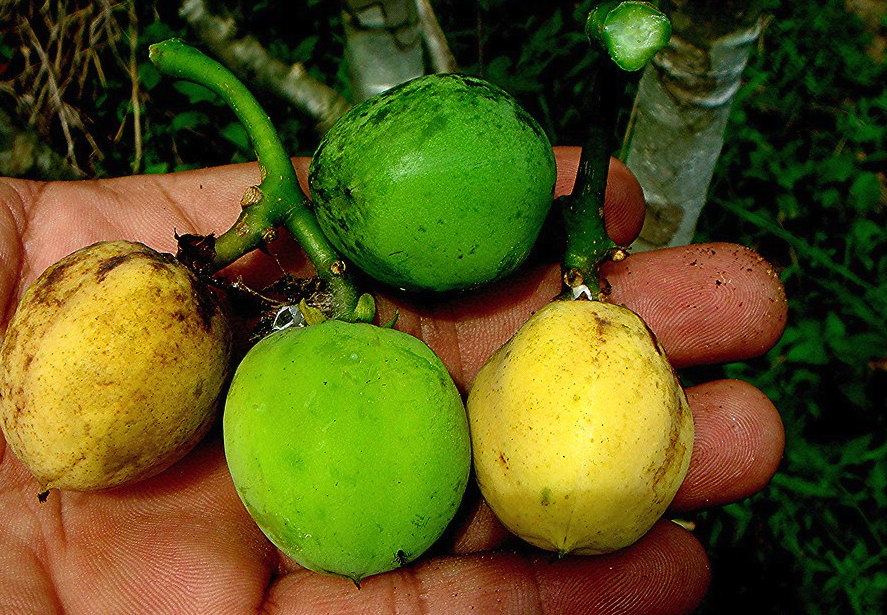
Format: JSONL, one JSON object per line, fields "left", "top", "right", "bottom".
{"left": 587, "top": 1, "right": 672, "bottom": 72}
{"left": 560, "top": 67, "right": 619, "bottom": 295}
{"left": 149, "top": 39, "right": 371, "bottom": 322}
{"left": 561, "top": 2, "right": 670, "bottom": 298}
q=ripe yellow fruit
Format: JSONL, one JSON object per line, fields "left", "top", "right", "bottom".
{"left": 467, "top": 300, "right": 693, "bottom": 554}
{"left": 0, "top": 240, "right": 232, "bottom": 492}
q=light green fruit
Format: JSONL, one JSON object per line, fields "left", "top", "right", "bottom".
{"left": 223, "top": 319, "right": 471, "bottom": 584}
{"left": 0, "top": 240, "right": 232, "bottom": 492}
{"left": 467, "top": 300, "right": 693, "bottom": 555}
{"left": 309, "top": 72, "right": 556, "bottom": 293}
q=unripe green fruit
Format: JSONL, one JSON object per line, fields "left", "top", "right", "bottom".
{"left": 467, "top": 300, "right": 693, "bottom": 555}
{"left": 309, "top": 72, "right": 557, "bottom": 292}
{"left": 223, "top": 319, "right": 471, "bottom": 584}
{"left": 0, "top": 240, "right": 232, "bottom": 491}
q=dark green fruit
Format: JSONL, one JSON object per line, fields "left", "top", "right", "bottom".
{"left": 309, "top": 72, "right": 556, "bottom": 292}
{"left": 223, "top": 319, "right": 471, "bottom": 584}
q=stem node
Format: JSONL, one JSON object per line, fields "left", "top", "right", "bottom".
{"left": 150, "top": 39, "right": 373, "bottom": 323}
{"left": 240, "top": 185, "right": 263, "bottom": 208}
{"left": 262, "top": 228, "right": 278, "bottom": 244}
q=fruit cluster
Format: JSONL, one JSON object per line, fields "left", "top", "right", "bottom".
{"left": 0, "top": 5, "right": 687, "bottom": 587}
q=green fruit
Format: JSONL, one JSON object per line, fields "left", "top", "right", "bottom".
{"left": 309, "top": 72, "right": 556, "bottom": 292}
{"left": 0, "top": 240, "right": 232, "bottom": 491}
{"left": 467, "top": 300, "right": 693, "bottom": 555}
{"left": 223, "top": 319, "right": 471, "bottom": 584}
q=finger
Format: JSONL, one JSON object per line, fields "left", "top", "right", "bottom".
{"left": 601, "top": 242, "right": 788, "bottom": 368}
{"left": 55, "top": 145, "right": 633, "bottom": 249}
{"left": 0, "top": 145, "right": 641, "bottom": 303}
{"left": 384, "top": 242, "right": 786, "bottom": 391}
{"left": 285, "top": 167, "right": 783, "bottom": 377}
{"left": 263, "top": 521, "right": 709, "bottom": 615}
{"left": 0, "top": 181, "right": 26, "bottom": 323}
{"left": 672, "top": 379, "right": 785, "bottom": 511}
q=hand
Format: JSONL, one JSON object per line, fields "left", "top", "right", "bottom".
{"left": 0, "top": 147, "right": 786, "bottom": 614}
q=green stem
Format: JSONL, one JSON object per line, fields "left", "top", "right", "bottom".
{"left": 560, "top": 2, "right": 670, "bottom": 298}
{"left": 587, "top": 1, "right": 672, "bottom": 72}
{"left": 149, "top": 39, "right": 372, "bottom": 322}
{"left": 560, "top": 67, "right": 620, "bottom": 295}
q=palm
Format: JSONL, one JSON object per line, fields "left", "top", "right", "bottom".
{"left": 0, "top": 150, "right": 786, "bottom": 614}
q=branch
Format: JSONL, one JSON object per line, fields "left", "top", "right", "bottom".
{"left": 341, "top": 0, "right": 426, "bottom": 101}
{"left": 622, "top": 0, "right": 766, "bottom": 250}
{"left": 415, "top": 0, "right": 458, "bottom": 73}
{"left": 179, "top": 0, "right": 352, "bottom": 134}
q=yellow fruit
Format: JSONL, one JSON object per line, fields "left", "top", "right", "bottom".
{"left": 467, "top": 300, "right": 693, "bottom": 554}
{"left": 0, "top": 240, "right": 232, "bottom": 492}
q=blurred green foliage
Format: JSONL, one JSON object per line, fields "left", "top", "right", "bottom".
{"left": 691, "top": 0, "right": 887, "bottom": 612}
{"left": 2, "top": 0, "right": 885, "bottom": 612}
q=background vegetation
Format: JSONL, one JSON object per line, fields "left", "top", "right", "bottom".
{"left": 1, "top": 0, "right": 885, "bottom": 612}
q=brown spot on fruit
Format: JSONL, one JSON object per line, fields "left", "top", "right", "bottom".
{"left": 96, "top": 252, "right": 139, "bottom": 282}
{"left": 497, "top": 451, "right": 509, "bottom": 469}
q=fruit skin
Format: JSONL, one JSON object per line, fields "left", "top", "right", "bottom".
{"left": 467, "top": 300, "right": 693, "bottom": 555}
{"left": 309, "top": 72, "right": 557, "bottom": 293}
{"left": 0, "top": 240, "right": 233, "bottom": 491}
{"left": 223, "top": 319, "right": 471, "bottom": 583}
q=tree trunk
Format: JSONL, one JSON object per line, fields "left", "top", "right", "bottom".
{"left": 415, "top": 0, "right": 459, "bottom": 73}
{"left": 179, "top": 0, "right": 352, "bottom": 134}
{"left": 341, "top": 0, "right": 426, "bottom": 101}
{"left": 623, "top": 0, "right": 766, "bottom": 251}
{"left": 181, "top": 0, "right": 456, "bottom": 130}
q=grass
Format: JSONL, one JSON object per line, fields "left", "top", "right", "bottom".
{"left": 690, "top": 0, "right": 887, "bottom": 611}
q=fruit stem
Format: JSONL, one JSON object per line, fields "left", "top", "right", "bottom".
{"left": 560, "top": 2, "right": 670, "bottom": 299}
{"left": 148, "top": 39, "right": 372, "bottom": 322}
{"left": 586, "top": 1, "right": 672, "bottom": 72}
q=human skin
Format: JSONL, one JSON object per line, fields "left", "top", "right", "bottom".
{"left": 0, "top": 147, "right": 786, "bottom": 614}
